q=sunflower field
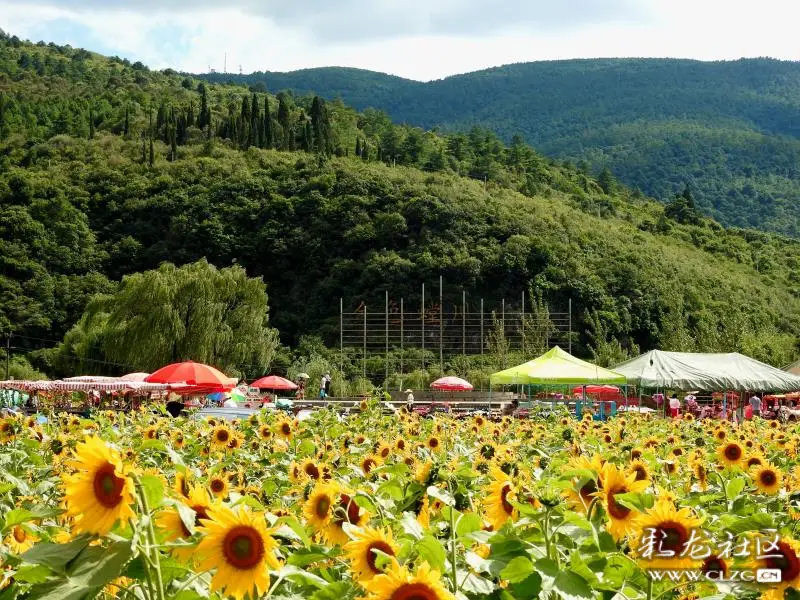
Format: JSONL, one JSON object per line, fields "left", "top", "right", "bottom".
{"left": 1, "top": 404, "right": 799, "bottom": 600}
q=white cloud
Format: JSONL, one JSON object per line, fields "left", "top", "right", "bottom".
{"left": 1, "top": 0, "right": 798, "bottom": 81}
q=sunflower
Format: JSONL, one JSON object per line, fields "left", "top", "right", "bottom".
{"left": 563, "top": 454, "right": 604, "bottom": 513}
{"left": 629, "top": 497, "right": 704, "bottom": 569}
{"left": 258, "top": 425, "right": 272, "bottom": 440}
{"left": 745, "top": 454, "right": 765, "bottom": 470}
{"left": 143, "top": 426, "right": 158, "bottom": 440}
{"left": 595, "top": 463, "right": 649, "bottom": 541}
{"left": 304, "top": 481, "right": 340, "bottom": 534}
{"left": 754, "top": 537, "right": 800, "bottom": 600}
{"left": 276, "top": 418, "right": 293, "bottom": 440}
{"left": 208, "top": 474, "right": 229, "bottom": 499}
{"left": 483, "top": 467, "right": 518, "bottom": 530}
{"left": 375, "top": 443, "right": 392, "bottom": 461}
{"left": 692, "top": 462, "right": 709, "bottom": 491}
{"left": 427, "top": 436, "right": 441, "bottom": 451}
{"left": 157, "top": 486, "right": 215, "bottom": 560}
{"left": 196, "top": 505, "right": 281, "bottom": 600}
{"left": 174, "top": 471, "right": 193, "bottom": 500}
{"left": 627, "top": 459, "right": 651, "bottom": 483}
{"left": 5, "top": 525, "right": 38, "bottom": 554}
{"left": 62, "top": 436, "right": 136, "bottom": 535}
{"left": 171, "top": 430, "right": 186, "bottom": 449}
{"left": 361, "top": 455, "right": 381, "bottom": 475}
{"left": 327, "top": 491, "right": 369, "bottom": 546}
{"left": 343, "top": 526, "right": 399, "bottom": 583}
{"left": 361, "top": 561, "right": 455, "bottom": 600}
{"left": 753, "top": 463, "right": 783, "bottom": 495}
{"left": 210, "top": 425, "right": 233, "bottom": 448}
{"left": 717, "top": 442, "right": 744, "bottom": 468}
{"left": 631, "top": 448, "right": 644, "bottom": 460}
{"left": 301, "top": 459, "right": 327, "bottom": 482}
{"left": 700, "top": 555, "right": 728, "bottom": 579}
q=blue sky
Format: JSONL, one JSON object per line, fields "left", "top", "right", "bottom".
{"left": 2, "top": 0, "right": 799, "bottom": 81}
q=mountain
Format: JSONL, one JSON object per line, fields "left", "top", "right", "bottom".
{"left": 1, "top": 32, "right": 799, "bottom": 379}
{"left": 201, "top": 58, "right": 800, "bottom": 237}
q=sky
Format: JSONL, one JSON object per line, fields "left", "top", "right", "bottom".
{"left": 1, "top": 0, "right": 799, "bottom": 81}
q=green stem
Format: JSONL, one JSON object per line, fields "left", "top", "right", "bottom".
{"left": 448, "top": 481, "right": 459, "bottom": 595}
{"left": 646, "top": 573, "right": 653, "bottom": 600}
{"left": 133, "top": 494, "right": 157, "bottom": 600}
{"left": 135, "top": 476, "right": 166, "bottom": 600}
{"left": 543, "top": 508, "right": 552, "bottom": 561}
{"left": 265, "top": 574, "right": 285, "bottom": 599}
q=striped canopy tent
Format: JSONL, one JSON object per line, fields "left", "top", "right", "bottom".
{"left": 0, "top": 380, "right": 177, "bottom": 393}
{"left": 490, "top": 346, "right": 626, "bottom": 386}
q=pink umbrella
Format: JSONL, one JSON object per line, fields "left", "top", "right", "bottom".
{"left": 121, "top": 372, "right": 151, "bottom": 382}
{"left": 430, "top": 376, "right": 473, "bottom": 391}
{"left": 250, "top": 375, "right": 298, "bottom": 391}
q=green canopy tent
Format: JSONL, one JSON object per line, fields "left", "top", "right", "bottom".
{"left": 490, "top": 346, "right": 626, "bottom": 385}
{"left": 489, "top": 346, "right": 627, "bottom": 417}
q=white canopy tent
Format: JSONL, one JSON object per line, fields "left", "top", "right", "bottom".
{"left": 614, "top": 350, "right": 800, "bottom": 392}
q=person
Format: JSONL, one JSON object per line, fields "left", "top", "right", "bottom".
{"left": 324, "top": 373, "right": 332, "bottom": 397}
{"left": 404, "top": 389, "right": 415, "bottom": 412}
{"left": 319, "top": 374, "right": 327, "bottom": 399}
{"left": 685, "top": 394, "right": 699, "bottom": 414}
{"left": 668, "top": 395, "right": 680, "bottom": 418}
{"left": 222, "top": 394, "right": 238, "bottom": 407}
{"left": 750, "top": 394, "right": 762, "bottom": 418}
{"left": 296, "top": 379, "right": 305, "bottom": 400}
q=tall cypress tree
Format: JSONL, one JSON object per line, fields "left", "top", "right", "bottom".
{"left": 123, "top": 106, "right": 130, "bottom": 137}
{"left": 263, "top": 97, "right": 273, "bottom": 148}
{"left": 301, "top": 119, "right": 312, "bottom": 151}
{"left": 310, "top": 96, "right": 330, "bottom": 154}
{"left": 198, "top": 85, "right": 208, "bottom": 130}
{"left": 250, "top": 93, "right": 260, "bottom": 149}
{"left": 355, "top": 137, "right": 361, "bottom": 157}
{"left": 149, "top": 137, "right": 154, "bottom": 167}
{"left": 141, "top": 134, "right": 146, "bottom": 164}
{"left": 88, "top": 106, "right": 95, "bottom": 139}
{"left": 186, "top": 102, "right": 194, "bottom": 128}
{"left": 277, "top": 92, "right": 293, "bottom": 150}
{"left": 240, "top": 96, "right": 251, "bottom": 148}
{"left": 0, "top": 92, "right": 6, "bottom": 140}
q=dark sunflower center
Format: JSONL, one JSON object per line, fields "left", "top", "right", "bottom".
{"left": 428, "top": 438, "right": 439, "bottom": 449}
{"left": 192, "top": 505, "right": 210, "bottom": 526}
{"left": 335, "top": 494, "right": 361, "bottom": 526}
{"left": 281, "top": 424, "right": 291, "bottom": 435}
{"left": 315, "top": 496, "right": 331, "bottom": 518}
{"left": 633, "top": 466, "right": 647, "bottom": 481}
{"left": 381, "top": 448, "right": 390, "bottom": 458}
{"left": 211, "top": 479, "right": 225, "bottom": 493}
{"left": 13, "top": 526, "right": 26, "bottom": 543}
{"left": 655, "top": 522, "right": 689, "bottom": 554}
{"left": 500, "top": 483, "right": 514, "bottom": 515}
{"left": 389, "top": 582, "right": 439, "bottom": 600}
{"left": 93, "top": 463, "right": 125, "bottom": 508}
{"left": 632, "top": 450, "right": 642, "bottom": 459}
{"left": 363, "top": 459, "right": 376, "bottom": 474}
{"left": 397, "top": 440, "right": 405, "bottom": 450}
{"left": 579, "top": 479, "right": 597, "bottom": 502}
{"left": 366, "top": 540, "right": 395, "bottom": 572}
{"left": 222, "top": 526, "right": 265, "bottom": 570}
{"left": 760, "top": 470, "right": 777, "bottom": 486}
{"left": 305, "top": 464, "right": 320, "bottom": 479}
{"left": 748, "top": 458, "right": 762, "bottom": 467}
{"left": 607, "top": 487, "right": 631, "bottom": 520}
{"left": 702, "top": 556, "right": 727, "bottom": 575}
{"left": 765, "top": 542, "right": 800, "bottom": 583}
{"left": 51, "top": 439, "right": 64, "bottom": 454}
{"left": 216, "top": 430, "right": 230, "bottom": 442}
{"left": 724, "top": 445, "right": 741, "bottom": 461}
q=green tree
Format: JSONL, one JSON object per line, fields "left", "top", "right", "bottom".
{"left": 277, "top": 92, "right": 294, "bottom": 150}
{"left": 58, "top": 260, "right": 279, "bottom": 377}
{"left": 263, "top": 96, "right": 273, "bottom": 148}
{"left": 597, "top": 167, "right": 616, "bottom": 195}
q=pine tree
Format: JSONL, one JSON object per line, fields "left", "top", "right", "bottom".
{"left": 362, "top": 140, "right": 369, "bottom": 161}
{"left": 149, "top": 136, "right": 154, "bottom": 167}
{"left": 186, "top": 101, "right": 194, "bottom": 128}
{"left": 263, "top": 97, "right": 273, "bottom": 148}
{"left": 123, "top": 106, "right": 130, "bottom": 137}
{"left": 88, "top": 106, "right": 95, "bottom": 139}
{"left": 141, "top": 134, "right": 146, "bottom": 164}
{"left": 355, "top": 137, "right": 361, "bottom": 157}
{"left": 156, "top": 102, "right": 166, "bottom": 140}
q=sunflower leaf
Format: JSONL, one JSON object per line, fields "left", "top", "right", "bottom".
{"left": 726, "top": 477, "right": 746, "bottom": 498}
{"left": 399, "top": 512, "right": 424, "bottom": 539}
{"left": 500, "top": 555, "right": 535, "bottom": 583}
{"left": 611, "top": 492, "right": 653, "bottom": 512}
{"left": 309, "top": 581, "right": 356, "bottom": 600}
{"left": 426, "top": 486, "right": 455, "bottom": 506}
{"left": 553, "top": 570, "right": 593, "bottom": 600}
{"left": 139, "top": 475, "right": 164, "bottom": 509}
{"left": 20, "top": 535, "right": 92, "bottom": 572}
{"left": 1, "top": 508, "right": 36, "bottom": 533}
{"left": 415, "top": 534, "right": 447, "bottom": 572}
{"left": 13, "top": 564, "right": 52, "bottom": 584}
{"left": 723, "top": 513, "right": 774, "bottom": 535}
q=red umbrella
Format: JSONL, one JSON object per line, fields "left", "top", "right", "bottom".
{"left": 572, "top": 384, "right": 621, "bottom": 400}
{"left": 430, "top": 376, "right": 473, "bottom": 391}
{"left": 250, "top": 375, "right": 298, "bottom": 391}
{"left": 146, "top": 361, "right": 236, "bottom": 392}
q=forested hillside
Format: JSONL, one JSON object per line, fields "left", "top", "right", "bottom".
{"left": 1, "top": 32, "right": 799, "bottom": 379}
{"left": 206, "top": 58, "right": 800, "bottom": 237}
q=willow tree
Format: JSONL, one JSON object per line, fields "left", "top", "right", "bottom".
{"left": 62, "top": 259, "right": 278, "bottom": 377}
